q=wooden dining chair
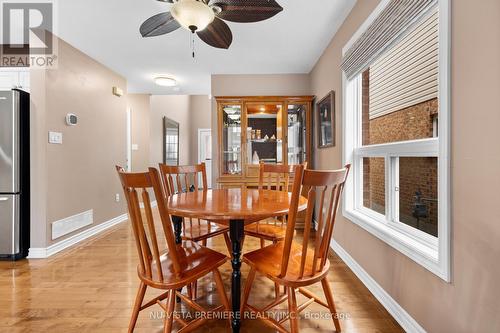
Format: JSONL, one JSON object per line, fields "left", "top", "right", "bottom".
{"left": 241, "top": 165, "right": 350, "bottom": 333}
{"left": 158, "top": 163, "right": 231, "bottom": 299}
{"left": 116, "top": 166, "right": 230, "bottom": 333}
{"left": 244, "top": 161, "right": 307, "bottom": 248}
{"left": 243, "top": 162, "right": 306, "bottom": 299}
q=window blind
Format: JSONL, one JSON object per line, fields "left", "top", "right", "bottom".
{"left": 341, "top": 0, "right": 437, "bottom": 80}
{"left": 369, "top": 8, "right": 438, "bottom": 119}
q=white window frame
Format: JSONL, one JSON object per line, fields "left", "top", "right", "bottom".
{"left": 342, "top": 0, "right": 451, "bottom": 282}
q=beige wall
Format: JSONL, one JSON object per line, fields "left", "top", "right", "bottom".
{"left": 211, "top": 74, "right": 311, "bottom": 97}
{"left": 29, "top": 68, "right": 48, "bottom": 248}
{"left": 41, "top": 38, "right": 128, "bottom": 245}
{"left": 189, "top": 95, "right": 211, "bottom": 165}
{"left": 150, "top": 95, "right": 191, "bottom": 166}
{"left": 30, "top": 39, "right": 154, "bottom": 248}
{"left": 210, "top": 74, "right": 311, "bottom": 182}
{"left": 127, "top": 94, "right": 151, "bottom": 172}
{"left": 30, "top": 39, "right": 204, "bottom": 248}
{"left": 310, "top": 0, "right": 500, "bottom": 332}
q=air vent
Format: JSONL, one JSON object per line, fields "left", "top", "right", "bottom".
{"left": 51, "top": 210, "right": 93, "bottom": 240}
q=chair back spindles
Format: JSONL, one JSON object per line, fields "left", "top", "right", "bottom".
{"left": 159, "top": 163, "right": 208, "bottom": 196}
{"left": 159, "top": 163, "right": 214, "bottom": 247}
{"left": 279, "top": 165, "right": 350, "bottom": 280}
{"left": 256, "top": 162, "right": 306, "bottom": 232}
{"left": 116, "top": 166, "right": 182, "bottom": 283}
{"left": 258, "top": 161, "right": 303, "bottom": 192}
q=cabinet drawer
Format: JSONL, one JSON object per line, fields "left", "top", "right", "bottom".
{"left": 245, "top": 164, "right": 260, "bottom": 178}
{"left": 218, "top": 183, "right": 244, "bottom": 190}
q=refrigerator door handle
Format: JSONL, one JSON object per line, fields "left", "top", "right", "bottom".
{"left": 13, "top": 90, "right": 20, "bottom": 192}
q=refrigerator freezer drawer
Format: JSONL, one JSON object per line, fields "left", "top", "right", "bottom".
{"left": 0, "top": 195, "right": 19, "bottom": 256}
{"left": 0, "top": 90, "right": 20, "bottom": 193}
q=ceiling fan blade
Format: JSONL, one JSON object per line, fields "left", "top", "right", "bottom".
{"left": 197, "top": 18, "right": 233, "bottom": 49}
{"left": 140, "top": 12, "right": 180, "bottom": 37}
{"left": 212, "top": 0, "right": 283, "bottom": 23}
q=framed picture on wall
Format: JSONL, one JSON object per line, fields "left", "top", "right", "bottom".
{"left": 317, "top": 91, "right": 335, "bottom": 148}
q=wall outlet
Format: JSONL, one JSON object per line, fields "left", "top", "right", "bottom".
{"left": 115, "top": 193, "right": 120, "bottom": 202}
{"left": 48, "top": 131, "right": 63, "bottom": 144}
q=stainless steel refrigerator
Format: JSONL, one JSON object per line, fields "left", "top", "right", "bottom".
{"left": 0, "top": 89, "right": 30, "bottom": 260}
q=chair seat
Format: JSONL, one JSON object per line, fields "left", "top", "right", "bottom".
{"left": 182, "top": 219, "right": 229, "bottom": 242}
{"left": 142, "top": 240, "right": 228, "bottom": 289}
{"left": 243, "top": 241, "right": 329, "bottom": 285}
{"left": 244, "top": 222, "right": 287, "bottom": 241}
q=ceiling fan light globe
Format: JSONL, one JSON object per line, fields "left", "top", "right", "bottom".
{"left": 171, "top": 0, "right": 215, "bottom": 32}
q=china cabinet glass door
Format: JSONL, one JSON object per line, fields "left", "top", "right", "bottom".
{"left": 286, "top": 103, "right": 308, "bottom": 165}
{"left": 245, "top": 102, "right": 284, "bottom": 166}
{"left": 222, "top": 104, "right": 242, "bottom": 175}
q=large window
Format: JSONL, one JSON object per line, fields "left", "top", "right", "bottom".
{"left": 342, "top": 0, "right": 450, "bottom": 281}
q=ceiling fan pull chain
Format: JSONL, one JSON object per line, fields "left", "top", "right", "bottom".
{"left": 191, "top": 31, "right": 195, "bottom": 58}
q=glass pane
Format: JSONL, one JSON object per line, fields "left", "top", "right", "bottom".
{"left": 222, "top": 105, "right": 242, "bottom": 174}
{"left": 246, "top": 104, "right": 282, "bottom": 165}
{"left": 361, "top": 7, "right": 439, "bottom": 146}
{"left": 163, "top": 117, "right": 179, "bottom": 166}
{"left": 362, "top": 157, "right": 385, "bottom": 215}
{"left": 398, "top": 157, "right": 438, "bottom": 237}
{"left": 318, "top": 97, "right": 334, "bottom": 147}
{"left": 287, "top": 103, "right": 307, "bottom": 165}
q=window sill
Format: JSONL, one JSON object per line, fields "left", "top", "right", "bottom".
{"left": 343, "top": 207, "right": 449, "bottom": 281}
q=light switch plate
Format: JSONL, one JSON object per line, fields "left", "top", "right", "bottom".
{"left": 131, "top": 144, "right": 139, "bottom": 151}
{"left": 48, "top": 131, "right": 63, "bottom": 144}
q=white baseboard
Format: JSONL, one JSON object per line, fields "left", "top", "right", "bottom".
{"left": 331, "top": 239, "right": 426, "bottom": 333}
{"left": 28, "top": 213, "right": 128, "bottom": 259}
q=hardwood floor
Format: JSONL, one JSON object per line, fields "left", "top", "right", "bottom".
{"left": 0, "top": 213, "right": 403, "bottom": 333}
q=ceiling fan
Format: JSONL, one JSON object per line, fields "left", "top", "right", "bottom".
{"left": 140, "top": 0, "right": 283, "bottom": 52}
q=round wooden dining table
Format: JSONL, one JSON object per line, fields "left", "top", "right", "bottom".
{"left": 167, "top": 188, "right": 308, "bottom": 333}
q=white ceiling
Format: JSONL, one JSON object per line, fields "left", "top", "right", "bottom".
{"left": 57, "top": 0, "right": 356, "bottom": 95}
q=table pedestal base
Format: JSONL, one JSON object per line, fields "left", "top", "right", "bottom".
{"left": 230, "top": 219, "right": 244, "bottom": 333}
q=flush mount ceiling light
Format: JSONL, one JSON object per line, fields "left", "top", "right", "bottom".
{"left": 140, "top": 0, "right": 283, "bottom": 53}
{"left": 171, "top": 0, "right": 215, "bottom": 33}
{"left": 154, "top": 76, "right": 177, "bottom": 87}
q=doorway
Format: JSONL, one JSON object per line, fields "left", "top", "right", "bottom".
{"left": 126, "top": 107, "right": 132, "bottom": 172}
{"left": 198, "top": 129, "right": 212, "bottom": 189}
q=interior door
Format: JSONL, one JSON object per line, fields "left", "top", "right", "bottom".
{"left": 198, "top": 129, "right": 212, "bottom": 189}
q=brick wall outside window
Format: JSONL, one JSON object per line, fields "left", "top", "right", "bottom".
{"left": 362, "top": 69, "right": 439, "bottom": 237}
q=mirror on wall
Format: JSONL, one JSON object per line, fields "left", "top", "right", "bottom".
{"left": 163, "top": 117, "right": 179, "bottom": 166}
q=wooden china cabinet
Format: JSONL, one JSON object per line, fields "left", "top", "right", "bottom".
{"left": 216, "top": 95, "right": 314, "bottom": 189}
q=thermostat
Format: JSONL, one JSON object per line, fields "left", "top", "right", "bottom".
{"left": 66, "top": 113, "right": 78, "bottom": 126}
